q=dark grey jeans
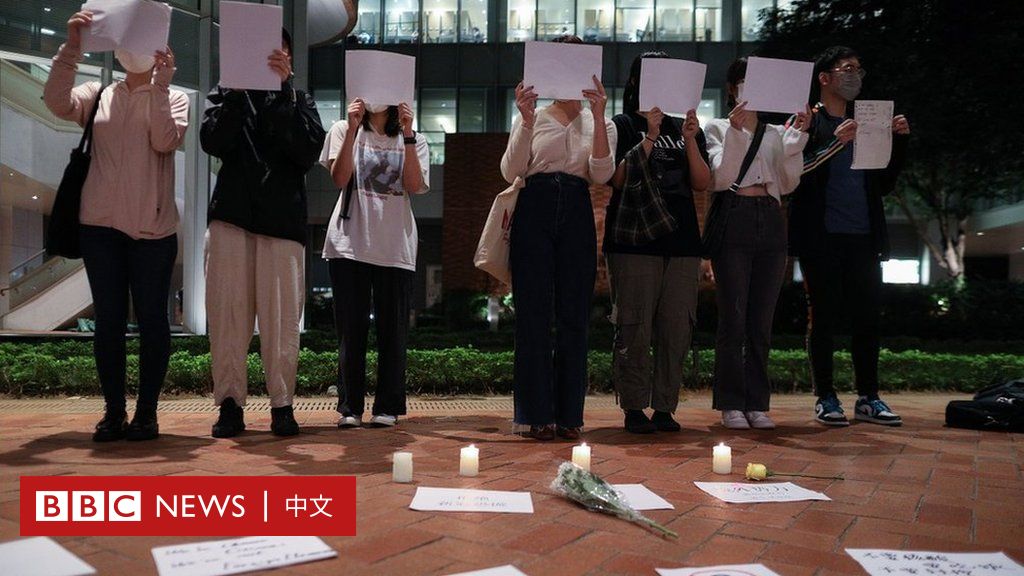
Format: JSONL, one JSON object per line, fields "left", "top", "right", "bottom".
{"left": 607, "top": 253, "right": 699, "bottom": 413}
{"left": 710, "top": 196, "right": 787, "bottom": 412}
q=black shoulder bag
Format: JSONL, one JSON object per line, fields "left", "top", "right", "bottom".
{"left": 46, "top": 83, "right": 108, "bottom": 259}
{"left": 700, "top": 121, "right": 766, "bottom": 258}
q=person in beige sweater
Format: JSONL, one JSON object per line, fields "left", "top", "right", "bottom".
{"left": 43, "top": 10, "right": 189, "bottom": 442}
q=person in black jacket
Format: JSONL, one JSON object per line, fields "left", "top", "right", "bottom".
{"left": 788, "top": 46, "right": 911, "bottom": 428}
{"left": 200, "top": 28, "right": 326, "bottom": 438}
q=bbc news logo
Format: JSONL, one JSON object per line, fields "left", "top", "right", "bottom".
{"left": 21, "top": 476, "right": 356, "bottom": 536}
{"left": 36, "top": 491, "right": 141, "bottom": 521}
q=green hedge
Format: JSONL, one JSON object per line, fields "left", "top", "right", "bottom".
{"left": 1, "top": 347, "right": 1021, "bottom": 398}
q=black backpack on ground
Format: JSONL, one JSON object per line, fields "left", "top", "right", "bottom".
{"left": 945, "top": 379, "right": 1024, "bottom": 432}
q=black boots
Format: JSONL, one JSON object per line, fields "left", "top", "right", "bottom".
{"left": 126, "top": 407, "right": 159, "bottom": 441}
{"left": 624, "top": 409, "right": 657, "bottom": 434}
{"left": 93, "top": 408, "right": 128, "bottom": 442}
{"left": 212, "top": 397, "right": 246, "bottom": 438}
{"left": 270, "top": 405, "right": 299, "bottom": 437}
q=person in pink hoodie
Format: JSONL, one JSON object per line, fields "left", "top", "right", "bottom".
{"left": 43, "top": 10, "right": 189, "bottom": 443}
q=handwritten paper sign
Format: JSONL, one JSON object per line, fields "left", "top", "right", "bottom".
{"left": 846, "top": 549, "right": 1024, "bottom": 576}
{"left": 81, "top": 0, "right": 171, "bottom": 55}
{"left": 445, "top": 566, "right": 529, "bottom": 576}
{"left": 523, "top": 41, "right": 603, "bottom": 100}
{"left": 639, "top": 58, "right": 707, "bottom": 115}
{"left": 409, "top": 487, "right": 534, "bottom": 514}
{"left": 151, "top": 536, "right": 336, "bottom": 576}
{"left": 693, "top": 482, "right": 831, "bottom": 504}
{"left": 851, "top": 100, "right": 894, "bottom": 169}
{"left": 657, "top": 564, "right": 782, "bottom": 576}
{"left": 345, "top": 50, "right": 417, "bottom": 107}
{"left": 743, "top": 56, "right": 814, "bottom": 114}
{"left": 218, "top": 1, "right": 283, "bottom": 91}
{"left": 613, "top": 484, "right": 675, "bottom": 511}
{"left": 0, "top": 537, "right": 96, "bottom": 576}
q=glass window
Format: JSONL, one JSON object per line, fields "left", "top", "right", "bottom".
{"left": 505, "top": 88, "right": 553, "bottom": 131}
{"left": 506, "top": 0, "right": 535, "bottom": 42}
{"left": 578, "top": 0, "right": 613, "bottom": 42}
{"left": 741, "top": 0, "right": 773, "bottom": 41}
{"left": 354, "top": 0, "right": 383, "bottom": 44}
{"left": 655, "top": 0, "right": 693, "bottom": 41}
{"left": 460, "top": 0, "right": 488, "bottom": 42}
{"left": 458, "top": 88, "right": 487, "bottom": 132}
{"left": 616, "top": 0, "right": 654, "bottom": 43}
{"left": 695, "top": 0, "right": 723, "bottom": 41}
{"left": 538, "top": 0, "right": 575, "bottom": 40}
{"left": 313, "top": 89, "right": 344, "bottom": 130}
{"left": 423, "top": 0, "right": 458, "bottom": 43}
{"left": 420, "top": 88, "right": 457, "bottom": 164}
{"left": 609, "top": 87, "right": 624, "bottom": 116}
{"left": 385, "top": 0, "right": 420, "bottom": 43}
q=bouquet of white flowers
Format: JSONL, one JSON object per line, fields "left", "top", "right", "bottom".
{"left": 550, "top": 461, "right": 677, "bottom": 539}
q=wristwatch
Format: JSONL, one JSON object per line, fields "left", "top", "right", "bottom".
{"left": 404, "top": 131, "right": 417, "bottom": 145}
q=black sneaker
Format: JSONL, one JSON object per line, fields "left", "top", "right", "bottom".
{"left": 814, "top": 395, "right": 850, "bottom": 427}
{"left": 126, "top": 407, "right": 159, "bottom": 441}
{"left": 624, "top": 409, "right": 657, "bottom": 434}
{"left": 855, "top": 396, "right": 903, "bottom": 426}
{"left": 271, "top": 405, "right": 300, "bottom": 437}
{"left": 651, "top": 411, "right": 681, "bottom": 432}
{"left": 93, "top": 408, "right": 128, "bottom": 442}
{"left": 212, "top": 398, "right": 245, "bottom": 438}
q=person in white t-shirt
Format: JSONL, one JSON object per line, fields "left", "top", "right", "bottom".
{"left": 319, "top": 96, "right": 429, "bottom": 429}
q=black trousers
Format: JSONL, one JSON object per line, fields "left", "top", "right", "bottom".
{"left": 799, "top": 233, "right": 883, "bottom": 399}
{"left": 329, "top": 258, "right": 413, "bottom": 416}
{"left": 79, "top": 225, "right": 177, "bottom": 412}
{"left": 710, "top": 196, "right": 787, "bottom": 412}
{"left": 509, "top": 173, "right": 596, "bottom": 428}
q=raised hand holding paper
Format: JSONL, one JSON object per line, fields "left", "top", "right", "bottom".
{"left": 851, "top": 100, "right": 895, "bottom": 169}
{"left": 345, "top": 50, "right": 416, "bottom": 107}
{"left": 639, "top": 58, "right": 707, "bottom": 115}
{"left": 218, "top": 1, "right": 283, "bottom": 91}
{"left": 151, "top": 536, "right": 336, "bottom": 576}
{"left": 743, "top": 56, "right": 815, "bottom": 114}
{"left": 523, "top": 41, "right": 603, "bottom": 100}
{"left": 81, "top": 0, "right": 171, "bottom": 55}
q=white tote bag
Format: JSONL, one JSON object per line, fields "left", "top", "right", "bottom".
{"left": 474, "top": 177, "right": 525, "bottom": 286}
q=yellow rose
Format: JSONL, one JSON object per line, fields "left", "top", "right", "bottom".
{"left": 745, "top": 463, "right": 769, "bottom": 481}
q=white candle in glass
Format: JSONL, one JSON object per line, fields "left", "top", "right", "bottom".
{"left": 392, "top": 451, "right": 413, "bottom": 483}
{"left": 712, "top": 442, "right": 732, "bottom": 474}
{"left": 459, "top": 444, "right": 479, "bottom": 477}
{"left": 572, "top": 443, "right": 592, "bottom": 471}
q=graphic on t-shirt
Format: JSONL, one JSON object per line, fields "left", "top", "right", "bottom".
{"left": 357, "top": 142, "right": 404, "bottom": 197}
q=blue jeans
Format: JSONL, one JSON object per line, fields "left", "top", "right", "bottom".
{"left": 510, "top": 173, "right": 596, "bottom": 428}
{"left": 79, "top": 225, "right": 177, "bottom": 412}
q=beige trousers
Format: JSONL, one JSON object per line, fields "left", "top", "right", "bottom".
{"left": 205, "top": 221, "right": 305, "bottom": 408}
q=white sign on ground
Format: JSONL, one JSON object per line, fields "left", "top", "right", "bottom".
{"left": 445, "top": 566, "right": 529, "bottom": 576}
{"left": 657, "top": 564, "right": 782, "bottom": 576}
{"left": 151, "top": 536, "right": 336, "bottom": 576}
{"left": 0, "top": 537, "right": 96, "bottom": 576}
{"left": 846, "top": 549, "right": 1024, "bottom": 576}
{"left": 693, "top": 481, "right": 830, "bottom": 503}
{"left": 410, "top": 487, "right": 534, "bottom": 514}
{"left": 612, "top": 484, "right": 675, "bottom": 511}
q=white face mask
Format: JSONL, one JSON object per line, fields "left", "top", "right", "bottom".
{"left": 115, "top": 49, "right": 155, "bottom": 74}
{"left": 365, "top": 103, "right": 389, "bottom": 114}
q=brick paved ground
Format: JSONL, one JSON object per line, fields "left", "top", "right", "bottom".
{"left": 1, "top": 392, "right": 1022, "bottom": 575}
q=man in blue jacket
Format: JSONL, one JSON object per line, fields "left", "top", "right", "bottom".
{"left": 788, "top": 46, "right": 911, "bottom": 428}
{"left": 201, "top": 28, "right": 326, "bottom": 438}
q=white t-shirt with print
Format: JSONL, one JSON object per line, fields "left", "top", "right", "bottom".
{"left": 319, "top": 120, "right": 430, "bottom": 271}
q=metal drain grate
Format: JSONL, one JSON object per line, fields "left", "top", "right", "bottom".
{"left": 0, "top": 396, "right": 620, "bottom": 414}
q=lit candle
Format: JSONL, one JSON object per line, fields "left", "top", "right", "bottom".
{"left": 392, "top": 451, "right": 413, "bottom": 483}
{"left": 712, "top": 442, "right": 732, "bottom": 475}
{"left": 459, "top": 444, "right": 479, "bottom": 477}
{"left": 572, "top": 443, "right": 592, "bottom": 472}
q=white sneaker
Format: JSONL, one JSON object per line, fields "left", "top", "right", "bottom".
{"left": 369, "top": 414, "right": 398, "bottom": 427}
{"left": 337, "top": 414, "right": 361, "bottom": 428}
{"left": 722, "top": 410, "right": 750, "bottom": 429}
{"left": 745, "top": 411, "right": 776, "bottom": 430}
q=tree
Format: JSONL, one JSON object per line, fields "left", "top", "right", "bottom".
{"left": 758, "top": 0, "right": 1024, "bottom": 281}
